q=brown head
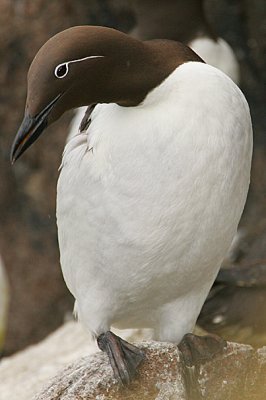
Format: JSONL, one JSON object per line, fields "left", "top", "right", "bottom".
{"left": 10, "top": 25, "right": 203, "bottom": 163}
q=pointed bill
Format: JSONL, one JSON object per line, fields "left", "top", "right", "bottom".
{"left": 10, "top": 94, "right": 61, "bottom": 163}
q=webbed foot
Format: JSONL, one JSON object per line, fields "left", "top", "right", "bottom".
{"left": 97, "top": 330, "right": 145, "bottom": 385}
{"left": 178, "top": 333, "right": 227, "bottom": 399}
{"left": 178, "top": 332, "right": 227, "bottom": 367}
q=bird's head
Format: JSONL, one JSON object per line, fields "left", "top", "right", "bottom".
{"left": 10, "top": 25, "right": 203, "bottom": 163}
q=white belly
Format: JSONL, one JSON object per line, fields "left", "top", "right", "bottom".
{"left": 57, "top": 63, "right": 252, "bottom": 339}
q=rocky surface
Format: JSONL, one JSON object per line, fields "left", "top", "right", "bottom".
{"left": 33, "top": 339, "right": 266, "bottom": 400}
{"left": 0, "top": 321, "right": 152, "bottom": 400}
{"left": 35, "top": 342, "right": 186, "bottom": 400}
{"left": 1, "top": 321, "right": 266, "bottom": 400}
{"left": 34, "top": 341, "right": 266, "bottom": 400}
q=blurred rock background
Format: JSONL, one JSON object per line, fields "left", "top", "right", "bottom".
{"left": 0, "top": 0, "right": 265, "bottom": 356}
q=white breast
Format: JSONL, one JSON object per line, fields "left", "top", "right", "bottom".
{"left": 57, "top": 62, "right": 252, "bottom": 340}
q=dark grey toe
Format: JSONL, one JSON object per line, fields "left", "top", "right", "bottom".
{"left": 97, "top": 330, "right": 145, "bottom": 385}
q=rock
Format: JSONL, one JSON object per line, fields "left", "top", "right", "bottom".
{"left": 1, "top": 320, "right": 266, "bottom": 400}
{"left": 0, "top": 321, "right": 152, "bottom": 400}
{"left": 0, "top": 321, "right": 93, "bottom": 400}
{"left": 35, "top": 342, "right": 186, "bottom": 400}
{"left": 34, "top": 340, "right": 266, "bottom": 400}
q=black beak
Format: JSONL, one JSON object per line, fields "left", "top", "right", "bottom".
{"left": 10, "top": 94, "right": 61, "bottom": 164}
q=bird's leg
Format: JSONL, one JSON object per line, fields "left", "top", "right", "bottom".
{"left": 97, "top": 330, "right": 145, "bottom": 385}
{"left": 178, "top": 332, "right": 227, "bottom": 367}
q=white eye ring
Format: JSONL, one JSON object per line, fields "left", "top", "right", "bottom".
{"left": 54, "top": 63, "right": 69, "bottom": 79}
{"left": 54, "top": 55, "right": 104, "bottom": 79}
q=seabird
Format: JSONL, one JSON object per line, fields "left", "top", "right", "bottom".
{"left": 10, "top": 25, "right": 252, "bottom": 384}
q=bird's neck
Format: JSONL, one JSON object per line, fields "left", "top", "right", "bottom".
{"left": 91, "top": 37, "right": 203, "bottom": 108}
{"left": 90, "top": 38, "right": 181, "bottom": 108}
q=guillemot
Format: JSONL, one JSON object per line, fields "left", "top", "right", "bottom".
{"left": 11, "top": 25, "right": 252, "bottom": 385}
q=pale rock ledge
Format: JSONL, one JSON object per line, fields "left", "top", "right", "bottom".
{"left": 35, "top": 340, "right": 266, "bottom": 400}
{"left": 1, "top": 321, "right": 266, "bottom": 400}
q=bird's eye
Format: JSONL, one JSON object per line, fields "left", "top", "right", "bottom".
{"left": 54, "top": 63, "right": 69, "bottom": 79}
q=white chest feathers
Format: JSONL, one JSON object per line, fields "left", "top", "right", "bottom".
{"left": 57, "top": 62, "right": 252, "bottom": 340}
